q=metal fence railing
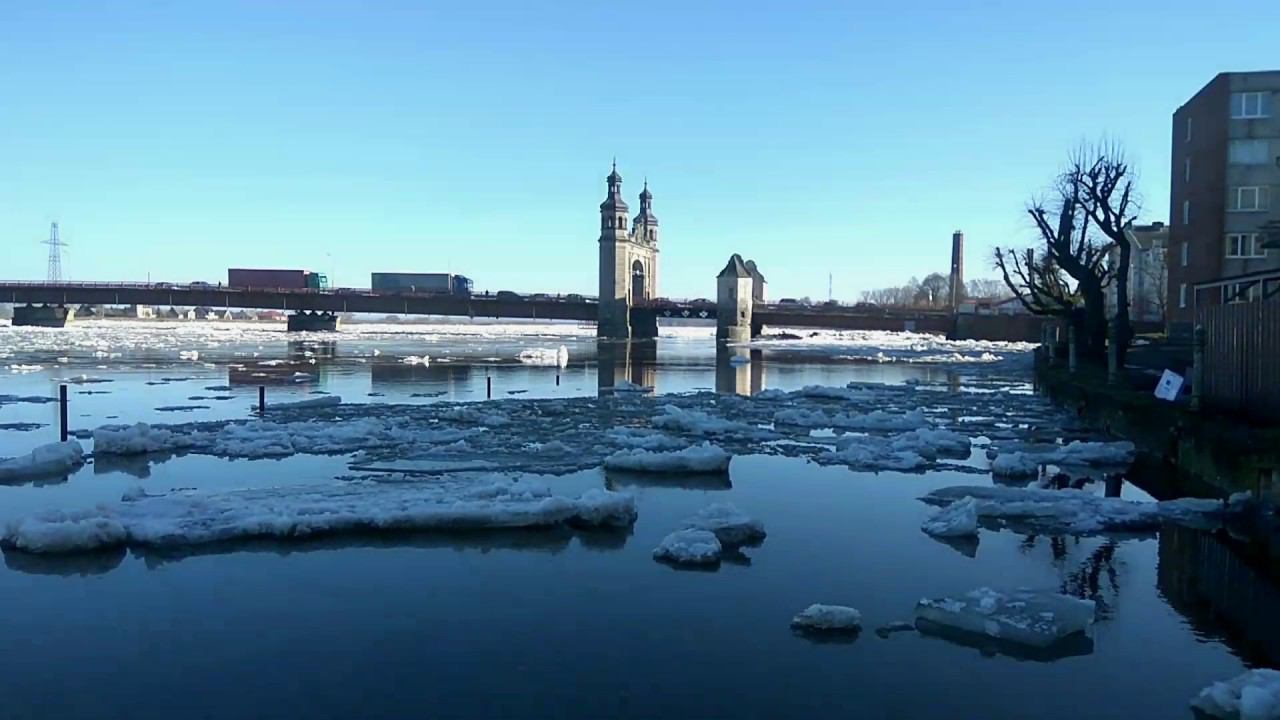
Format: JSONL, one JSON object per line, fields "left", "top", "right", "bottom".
{"left": 1201, "top": 299, "right": 1280, "bottom": 422}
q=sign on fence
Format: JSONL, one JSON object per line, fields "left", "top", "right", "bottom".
{"left": 1154, "top": 370, "right": 1184, "bottom": 402}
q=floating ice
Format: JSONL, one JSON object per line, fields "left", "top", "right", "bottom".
{"left": 682, "top": 503, "right": 765, "bottom": 545}
{"left": 921, "top": 496, "right": 979, "bottom": 537}
{"left": 652, "top": 528, "right": 722, "bottom": 566}
{"left": 915, "top": 588, "right": 1095, "bottom": 649}
{"left": 652, "top": 405, "right": 750, "bottom": 436}
{"left": 268, "top": 395, "right": 342, "bottom": 410}
{"left": 516, "top": 345, "right": 569, "bottom": 367}
{"left": 791, "top": 604, "right": 862, "bottom": 631}
{"left": 836, "top": 409, "right": 930, "bottom": 432}
{"left": 792, "top": 384, "right": 873, "bottom": 402}
{"left": 607, "top": 380, "right": 651, "bottom": 393}
{"left": 1191, "top": 669, "right": 1280, "bottom": 720}
{"left": 0, "top": 441, "right": 85, "bottom": 481}
{"left": 991, "top": 452, "right": 1040, "bottom": 478}
{"left": 177, "top": 350, "right": 199, "bottom": 360}
{"left": 824, "top": 436, "right": 928, "bottom": 471}
{"left": 2, "top": 479, "right": 637, "bottom": 554}
{"left": 923, "top": 485, "right": 1226, "bottom": 534}
{"left": 605, "top": 428, "right": 687, "bottom": 451}
{"left": 1052, "top": 440, "right": 1136, "bottom": 466}
{"left": 727, "top": 355, "right": 750, "bottom": 366}
{"left": 888, "top": 427, "right": 971, "bottom": 459}
{"left": 440, "top": 406, "right": 511, "bottom": 427}
{"left": 400, "top": 355, "right": 430, "bottom": 365}
{"left": 603, "top": 442, "right": 731, "bottom": 473}
{"left": 93, "top": 423, "right": 201, "bottom": 455}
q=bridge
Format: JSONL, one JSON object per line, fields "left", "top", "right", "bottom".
{"left": 6, "top": 164, "right": 1043, "bottom": 341}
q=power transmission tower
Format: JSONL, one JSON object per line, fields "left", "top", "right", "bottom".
{"left": 828, "top": 272, "right": 833, "bottom": 302}
{"left": 43, "top": 222, "right": 67, "bottom": 282}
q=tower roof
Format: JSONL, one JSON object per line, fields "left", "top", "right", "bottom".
{"left": 601, "top": 160, "right": 629, "bottom": 213}
{"left": 718, "top": 254, "right": 752, "bottom": 279}
{"left": 744, "top": 259, "right": 765, "bottom": 283}
{"left": 634, "top": 179, "right": 658, "bottom": 226}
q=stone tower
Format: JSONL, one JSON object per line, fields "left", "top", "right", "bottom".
{"left": 597, "top": 162, "right": 659, "bottom": 338}
{"left": 716, "top": 254, "right": 754, "bottom": 342}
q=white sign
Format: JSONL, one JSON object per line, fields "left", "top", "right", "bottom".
{"left": 1154, "top": 370, "right": 1185, "bottom": 402}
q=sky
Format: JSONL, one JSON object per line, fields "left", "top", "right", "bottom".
{"left": 2, "top": 1, "right": 1277, "bottom": 301}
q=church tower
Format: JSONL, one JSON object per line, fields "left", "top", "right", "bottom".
{"left": 597, "top": 162, "right": 660, "bottom": 338}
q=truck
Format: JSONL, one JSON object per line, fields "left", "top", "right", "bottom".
{"left": 228, "top": 268, "right": 329, "bottom": 290}
{"left": 370, "top": 272, "right": 473, "bottom": 297}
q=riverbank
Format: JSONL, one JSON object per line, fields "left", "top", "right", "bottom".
{"left": 1036, "top": 359, "right": 1280, "bottom": 500}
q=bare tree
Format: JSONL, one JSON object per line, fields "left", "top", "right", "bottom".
{"left": 1138, "top": 241, "right": 1168, "bottom": 322}
{"left": 915, "top": 273, "right": 950, "bottom": 308}
{"left": 965, "top": 278, "right": 1010, "bottom": 300}
{"left": 994, "top": 141, "right": 1139, "bottom": 363}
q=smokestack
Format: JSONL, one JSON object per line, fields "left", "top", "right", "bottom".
{"left": 949, "top": 230, "right": 965, "bottom": 310}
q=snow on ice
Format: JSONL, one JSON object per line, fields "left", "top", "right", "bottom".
{"left": 653, "top": 528, "right": 722, "bottom": 566}
{"left": 923, "top": 485, "right": 1226, "bottom": 534}
{"left": 2, "top": 479, "right": 637, "bottom": 554}
{"left": 516, "top": 345, "right": 569, "bottom": 367}
{"left": 603, "top": 442, "right": 731, "bottom": 473}
{"left": 921, "top": 496, "right": 979, "bottom": 538}
{"left": 791, "top": 604, "right": 862, "bottom": 632}
{"left": 651, "top": 405, "right": 751, "bottom": 436}
{"left": 0, "top": 440, "right": 85, "bottom": 481}
{"left": 268, "top": 395, "right": 343, "bottom": 411}
{"left": 681, "top": 503, "right": 766, "bottom": 545}
{"left": 915, "top": 588, "right": 1096, "bottom": 649}
{"left": 1191, "top": 669, "right": 1280, "bottom": 720}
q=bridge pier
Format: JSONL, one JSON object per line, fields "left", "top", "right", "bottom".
{"left": 629, "top": 308, "right": 658, "bottom": 339}
{"left": 12, "top": 304, "right": 74, "bottom": 328}
{"left": 286, "top": 311, "right": 339, "bottom": 332}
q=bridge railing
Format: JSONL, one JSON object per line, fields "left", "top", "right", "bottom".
{"left": 0, "top": 280, "right": 602, "bottom": 303}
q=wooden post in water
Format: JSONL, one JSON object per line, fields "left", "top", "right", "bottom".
{"left": 59, "top": 384, "right": 68, "bottom": 442}
{"left": 1067, "top": 324, "right": 1078, "bottom": 373}
{"left": 258, "top": 386, "right": 266, "bottom": 414}
{"left": 1191, "top": 325, "right": 1205, "bottom": 411}
{"left": 487, "top": 376, "right": 492, "bottom": 399}
{"left": 555, "top": 373, "right": 560, "bottom": 386}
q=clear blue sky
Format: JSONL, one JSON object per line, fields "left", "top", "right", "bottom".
{"left": 2, "top": 1, "right": 1276, "bottom": 300}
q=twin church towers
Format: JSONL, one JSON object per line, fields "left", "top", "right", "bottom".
{"left": 596, "top": 161, "right": 659, "bottom": 338}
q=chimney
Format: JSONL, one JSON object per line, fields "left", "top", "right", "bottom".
{"left": 949, "top": 230, "right": 965, "bottom": 310}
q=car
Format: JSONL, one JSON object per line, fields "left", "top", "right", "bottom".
{"left": 822, "top": 300, "right": 840, "bottom": 308}
{"left": 154, "top": 282, "right": 175, "bottom": 289}
{"left": 778, "top": 298, "right": 800, "bottom": 305}
{"left": 190, "top": 281, "right": 214, "bottom": 289}
{"left": 495, "top": 290, "right": 522, "bottom": 301}
{"left": 529, "top": 293, "right": 552, "bottom": 301}
{"left": 565, "top": 293, "right": 585, "bottom": 302}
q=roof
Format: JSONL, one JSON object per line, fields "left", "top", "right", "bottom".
{"left": 744, "top": 259, "right": 766, "bottom": 283}
{"left": 718, "top": 254, "right": 752, "bottom": 279}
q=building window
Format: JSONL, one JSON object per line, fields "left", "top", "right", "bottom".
{"left": 1230, "top": 91, "right": 1270, "bottom": 119}
{"left": 1228, "top": 186, "right": 1271, "bottom": 212}
{"left": 1184, "top": 157, "right": 1191, "bottom": 182}
{"left": 1185, "top": 116, "right": 1192, "bottom": 142}
{"left": 1181, "top": 242, "right": 1189, "bottom": 267}
{"left": 1182, "top": 199, "right": 1190, "bottom": 224}
{"left": 1226, "top": 233, "right": 1267, "bottom": 258}
{"left": 1179, "top": 283, "right": 1187, "bottom": 309}
{"left": 1228, "top": 139, "right": 1270, "bottom": 165}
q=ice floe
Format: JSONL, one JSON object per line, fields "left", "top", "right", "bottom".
{"left": 516, "top": 345, "right": 569, "bottom": 367}
{"left": 603, "top": 443, "right": 731, "bottom": 473}
{"left": 0, "top": 441, "right": 85, "bottom": 481}
{"left": 922, "top": 485, "right": 1226, "bottom": 534}
{"left": 921, "top": 496, "right": 979, "bottom": 537}
{"left": 915, "top": 588, "right": 1095, "bottom": 649}
{"left": 652, "top": 528, "right": 722, "bottom": 566}
{"left": 2, "top": 478, "right": 637, "bottom": 554}
{"left": 268, "top": 395, "right": 343, "bottom": 410}
{"left": 681, "top": 503, "right": 766, "bottom": 545}
{"left": 1191, "top": 669, "right": 1280, "bottom": 720}
{"left": 791, "top": 604, "right": 862, "bottom": 631}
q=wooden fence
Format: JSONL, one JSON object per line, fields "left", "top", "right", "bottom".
{"left": 1200, "top": 300, "right": 1280, "bottom": 422}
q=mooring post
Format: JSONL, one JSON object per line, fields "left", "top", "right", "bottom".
{"left": 1191, "top": 325, "right": 1205, "bottom": 411}
{"left": 487, "top": 376, "right": 492, "bottom": 399}
{"left": 258, "top": 385, "right": 266, "bottom": 414}
{"left": 1067, "top": 324, "right": 1078, "bottom": 373}
{"left": 555, "top": 373, "right": 560, "bottom": 386}
{"left": 59, "top": 384, "right": 68, "bottom": 442}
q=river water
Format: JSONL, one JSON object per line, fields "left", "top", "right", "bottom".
{"left": 0, "top": 319, "right": 1274, "bottom": 719}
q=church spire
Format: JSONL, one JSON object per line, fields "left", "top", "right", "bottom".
{"left": 634, "top": 177, "right": 658, "bottom": 237}
{"left": 600, "top": 160, "right": 629, "bottom": 237}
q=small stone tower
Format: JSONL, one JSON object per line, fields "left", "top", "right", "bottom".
{"left": 597, "top": 162, "right": 660, "bottom": 338}
{"left": 717, "top": 254, "right": 754, "bottom": 342}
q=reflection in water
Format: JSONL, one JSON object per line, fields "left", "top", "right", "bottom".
{"left": 1159, "top": 524, "right": 1280, "bottom": 667}
{"left": 914, "top": 618, "right": 1095, "bottom": 662}
{"left": 1, "top": 526, "right": 632, "bottom": 576}
{"left": 596, "top": 341, "right": 657, "bottom": 394}
{"left": 715, "top": 345, "right": 765, "bottom": 396}
{"left": 370, "top": 362, "right": 475, "bottom": 388}
{"left": 604, "top": 469, "right": 732, "bottom": 492}
{"left": 227, "top": 340, "right": 338, "bottom": 387}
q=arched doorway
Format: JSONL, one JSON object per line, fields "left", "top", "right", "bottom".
{"left": 631, "top": 260, "right": 646, "bottom": 303}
